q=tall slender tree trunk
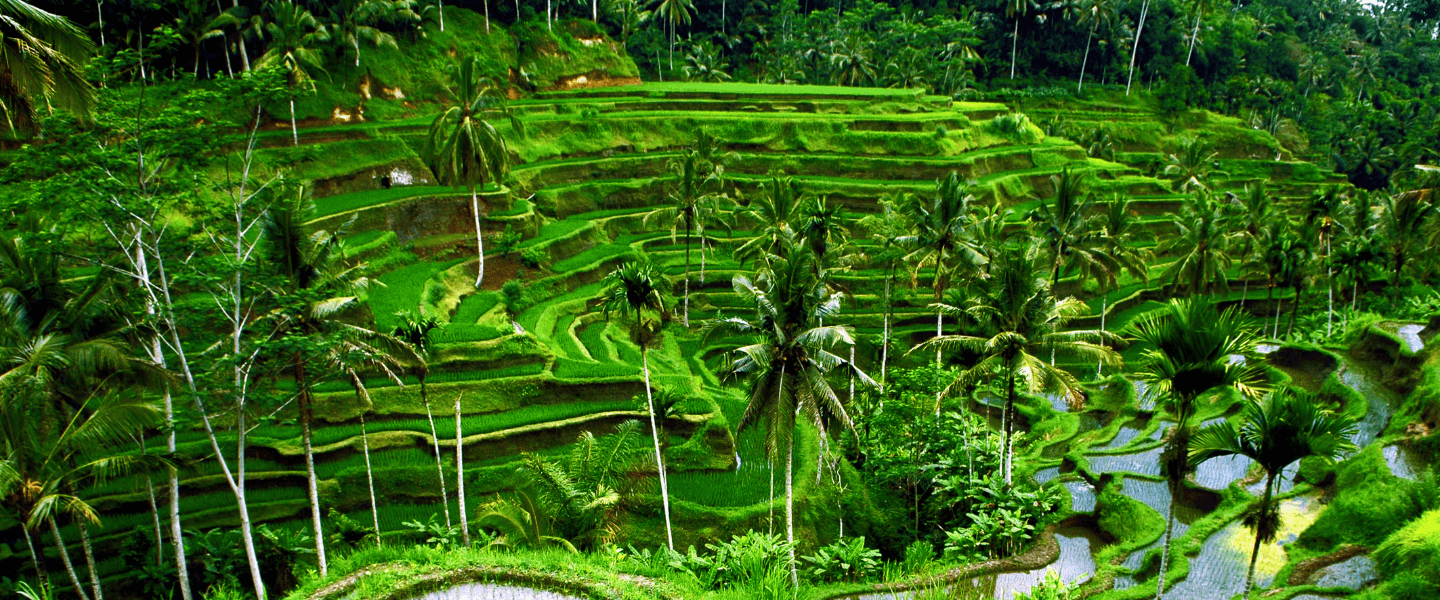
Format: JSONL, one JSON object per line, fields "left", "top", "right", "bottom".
{"left": 786, "top": 430, "right": 797, "bottom": 588}
{"left": 1126, "top": 0, "right": 1150, "bottom": 95}
{"left": 547, "top": 0, "right": 551, "bottom": 30}
{"left": 485, "top": 0, "right": 490, "bottom": 32}
{"left": 1010, "top": 17, "right": 1020, "bottom": 79}
{"left": 683, "top": 223, "right": 691, "bottom": 327}
{"left": 79, "top": 520, "right": 103, "bottom": 600}
{"left": 144, "top": 469, "right": 163, "bottom": 564}
{"left": 472, "top": 187, "right": 486, "bottom": 288}
{"left": 296, "top": 357, "right": 328, "bottom": 576}
{"left": 1243, "top": 473, "right": 1277, "bottom": 600}
{"left": 643, "top": 349, "right": 675, "bottom": 550}
{"left": 1079, "top": 25, "right": 1095, "bottom": 91}
{"left": 1004, "top": 369, "right": 1016, "bottom": 485}
{"left": 456, "top": 394, "right": 470, "bottom": 545}
{"left": 1155, "top": 497, "right": 1178, "bottom": 599}
{"left": 1326, "top": 239, "right": 1333, "bottom": 337}
{"left": 232, "top": 0, "right": 250, "bottom": 71}
{"left": 50, "top": 516, "right": 91, "bottom": 600}
{"left": 1185, "top": 11, "right": 1202, "bottom": 66}
{"left": 22, "top": 525, "right": 44, "bottom": 582}
{"left": 1287, "top": 286, "right": 1302, "bottom": 339}
{"left": 1098, "top": 296, "right": 1108, "bottom": 377}
{"left": 290, "top": 98, "right": 298, "bottom": 146}
{"left": 438, "top": 0, "right": 445, "bottom": 31}
{"left": 354, "top": 39, "right": 361, "bottom": 67}
{"left": 935, "top": 310, "right": 943, "bottom": 366}
{"left": 421, "top": 375, "right": 452, "bottom": 529}
{"left": 881, "top": 274, "right": 891, "bottom": 385}
{"left": 361, "top": 411, "right": 381, "bottom": 547}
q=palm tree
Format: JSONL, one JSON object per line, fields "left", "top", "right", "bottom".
{"left": 1230, "top": 183, "right": 1275, "bottom": 309}
{"left": 1125, "top": 0, "right": 1152, "bottom": 95}
{"left": 521, "top": 420, "right": 649, "bottom": 549}
{"left": 0, "top": 0, "right": 96, "bottom": 131}
{"left": 735, "top": 174, "right": 805, "bottom": 266}
{"left": 1163, "top": 138, "right": 1226, "bottom": 193}
{"left": 1376, "top": 188, "right": 1438, "bottom": 285}
{"left": 920, "top": 244, "right": 1121, "bottom": 484}
{"left": 1075, "top": 0, "right": 1116, "bottom": 90}
{"left": 799, "top": 196, "right": 853, "bottom": 277}
{"left": 252, "top": 0, "right": 330, "bottom": 145}
{"left": 262, "top": 189, "right": 416, "bottom": 577}
{"left": 424, "top": 57, "right": 523, "bottom": 289}
{"left": 1030, "top": 168, "right": 1128, "bottom": 290}
{"left": 1093, "top": 194, "right": 1151, "bottom": 375}
{"left": 393, "top": 310, "right": 453, "bottom": 529}
{"left": 599, "top": 260, "right": 675, "bottom": 551}
{"left": 1304, "top": 186, "right": 1345, "bottom": 336}
{"left": 707, "top": 241, "right": 872, "bottom": 586}
{"left": 644, "top": 149, "right": 729, "bottom": 327}
{"left": 1159, "top": 190, "right": 1237, "bottom": 296}
{"left": 1190, "top": 388, "right": 1357, "bottom": 600}
{"left": 898, "top": 172, "right": 986, "bottom": 365}
{"left": 651, "top": 0, "right": 694, "bottom": 71}
{"left": 859, "top": 196, "right": 912, "bottom": 385}
{"left": 1184, "top": 0, "right": 1214, "bottom": 66}
{"left": 328, "top": 0, "right": 400, "bottom": 67}
{"left": 1006, "top": 0, "right": 1031, "bottom": 79}
{"left": 1127, "top": 298, "right": 1267, "bottom": 600}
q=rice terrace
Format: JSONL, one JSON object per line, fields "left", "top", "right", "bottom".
{"left": 1, "top": 1, "right": 1438, "bottom": 599}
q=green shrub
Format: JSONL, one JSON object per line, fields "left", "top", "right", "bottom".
{"left": 802, "top": 537, "right": 881, "bottom": 583}
{"left": 520, "top": 246, "right": 548, "bottom": 269}
{"left": 1376, "top": 509, "right": 1440, "bottom": 580}
{"left": 901, "top": 539, "right": 936, "bottom": 574}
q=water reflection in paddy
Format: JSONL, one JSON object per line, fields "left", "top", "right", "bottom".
{"left": 1311, "top": 554, "right": 1378, "bottom": 588}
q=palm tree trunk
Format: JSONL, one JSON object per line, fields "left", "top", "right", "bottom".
{"left": 290, "top": 98, "right": 298, "bottom": 146}
{"left": 546, "top": 0, "right": 551, "bottom": 30}
{"left": 49, "top": 516, "right": 91, "bottom": 600}
{"left": 1126, "top": 0, "right": 1150, "bottom": 95}
{"left": 1326, "top": 239, "right": 1333, "bottom": 337}
{"left": 683, "top": 223, "right": 692, "bottom": 327}
{"left": 361, "top": 411, "right": 382, "bottom": 547}
{"left": 1351, "top": 279, "right": 1359, "bottom": 313}
{"left": 472, "top": 187, "right": 486, "bottom": 288}
{"left": 1243, "top": 473, "right": 1277, "bottom": 599}
{"left": 1097, "top": 295, "right": 1108, "bottom": 377}
{"left": 22, "top": 525, "right": 45, "bottom": 582}
{"left": 456, "top": 394, "right": 470, "bottom": 545}
{"left": 1287, "top": 286, "right": 1301, "bottom": 339}
{"left": 881, "top": 273, "right": 891, "bottom": 385}
{"left": 78, "top": 520, "right": 103, "bottom": 600}
{"left": 592, "top": 0, "right": 597, "bottom": 21}
{"left": 485, "top": 0, "right": 490, "bottom": 33}
{"left": 296, "top": 356, "right": 328, "bottom": 576}
{"left": 1155, "top": 498, "right": 1178, "bottom": 599}
{"left": 1004, "top": 369, "right": 1016, "bottom": 485}
{"left": 144, "top": 470, "right": 163, "bottom": 564}
{"left": 786, "top": 430, "right": 798, "bottom": 588}
{"left": 1185, "top": 11, "right": 1202, "bottom": 66}
{"left": 438, "top": 0, "right": 445, "bottom": 31}
{"left": 768, "top": 457, "right": 775, "bottom": 535}
{"left": 354, "top": 39, "right": 361, "bottom": 67}
{"left": 236, "top": 410, "right": 264, "bottom": 599}
{"left": 935, "top": 310, "right": 943, "bottom": 366}
{"left": 421, "top": 373, "right": 452, "bottom": 529}
{"left": 1010, "top": 17, "right": 1020, "bottom": 79}
{"left": 643, "top": 348, "right": 675, "bottom": 550}
{"left": 1078, "top": 25, "right": 1094, "bottom": 91}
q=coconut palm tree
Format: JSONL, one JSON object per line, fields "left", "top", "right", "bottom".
{"left": 799, "top": 196, "right": 853, "bottom": 277}
{"left": 1075, "top": 0, "right": 1116, "bottom": 90}
{"left": 644, "top": 149, "right": 730, "bottom": 327}
{"left": 327, "top": 0, "right": 400, "bottom": 67}
{"left": 1163, "top": 138, "right": 1226, "bottom": 193}
{"left": 1125, "top": 0, "right": 1152, "bottom": 95}
{"left": 735, "top": 174, "right": 805, "bottom": 266}
{"left": 707, "top": 241, "right": 873, "bottom": 586}
{"left": 1159, "top": 190, "right": 1237, "bottom": 296}
{"left": 0, "top": 0, "right": 96, "bottom": 131}
{"left": 1127, "top": 298, "right": 1267, "bottom": 600}
{"left": 1183, "top": 0, "right": 1214, "bottom": 65}
{"left": 424, "top": 57, "right": 523, "bottom": 289}
{"left": 652, "top": 0, "right": 694, "bottom": 71}
{"left": 262, "top": 189, "right": 416, "bottom": 577}
{"left": 1190, "top": 388, "right": 1357, "bottom": 600}
{"left": 393, "top": 310, "right": 453, "bottom": 529}
{"left": 1304, "top": 186, "right": 1346, "bottom": 336}
{"left": 1376, "top": 188, "right": 1438, "bottom": 285}
{"left": 898, "top": 172, "right": 986, "bottom": 365}
{"left": 859, "top": 196, "right": 913, "bottom": 384}
{"left": 1093, "top": 194, "right": 1151, "bottom": 375}
{"left": 252, "top": 0, "right": 330, "bottom": 145}
{"left": 919, "top": 244, "right": 1121, "bottom": 484}
{"left": 1029, "top": 167, "right": 1129, "bottom": 290}
{"left": 599, "top": 260, "right": 675, "bottom": 551}
{"left": 1230, "top": 183, "right": 1276, "bottom": 309}
{"left": 1006, "top": 0, "right": 1031, "bottom": 79}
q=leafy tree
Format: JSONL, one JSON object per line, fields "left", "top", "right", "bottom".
{"left": 736, "top": 174, "right": 805, "bottom": 266}
{"left": 1376, "top": 188, "right": 1438, "bottom": 285}
{"left": 520, "top": 420, "right": 650, "bottom": 549}
{"left": 599, "top": 260, "right": 675, "bottom": 551}
{"left": 898, "top": 172, "right": 985, "bottom": 365}
{"left": 327, "top": 0, "right": 401, "bottom": 67}
{"left": 645, "top": 148, "right": 730, "bottom": 326}
{"left": 1162, "top": 138, "right": 1225, "bottom": 193}
{"left": 652, "top": 0, "right": 694, "bottom": 70}
{"left": 393, "top": 310, "right": 453, "bottom": 530}
{"left": 1127, "top": 298, "right": 1266, "bottom": 600}
{"left": 424, "top": 57, "right": 523, "bottom": 289}
{"left": 1074, "top": 0, "right": 1117, "bottom": 91}
{"left": 1191, "top": 388, "right": 1357, "bottom": 600}
{"left": 1159, "top": 190, "right": 1237, "bottom": 296}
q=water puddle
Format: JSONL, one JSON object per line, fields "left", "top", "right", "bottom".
{"left": 1088, "top": 445, "right": 1163, "bottom": 478}
{"left": 1338, "top": 358, "right": 1398, "bottom": 449}
{"left": 1396, "top": 324, "right": 1426, "bottom": 353}
{"left": 841, "top": 528, "right": 1106, "bottom": 600}
{"left": 1255, "top": 344, "right": 1280, "bottom": 354}
{"left": 1096, "top": 422, "right": 1154, "bottom": 450}
{"left": 415, "top": 584, "right": 584, "bottom": 600}
{"left": 1384, "top": 444, "right": 1424, "bottom": 479}
{"left": 1310, "top": 554, "right": 1379, "bottom": 588}
{"left": 1035, "top": 467, "right": 1061, "bottom": 484}
{"left": 1065, "top": 480, "right": 1097, "bottom": 513}
{"left": 1194, "top": 454, "right": 1252, "bottom": 490}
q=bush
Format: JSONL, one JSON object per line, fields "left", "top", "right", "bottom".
{"left": 901, "top": 539, "right": 936, "bottom": 574}
{"left": 668, "top": 531, "right": 795, "bottom": 591}
{"left": 802, "top": 537, "right": 882, "bottom": 583}
{"left": 520, "top": 246, "right": 548, "bottom": 269}
{"left": 1376, "top": 509, "right": 1440, "bottom": 580}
